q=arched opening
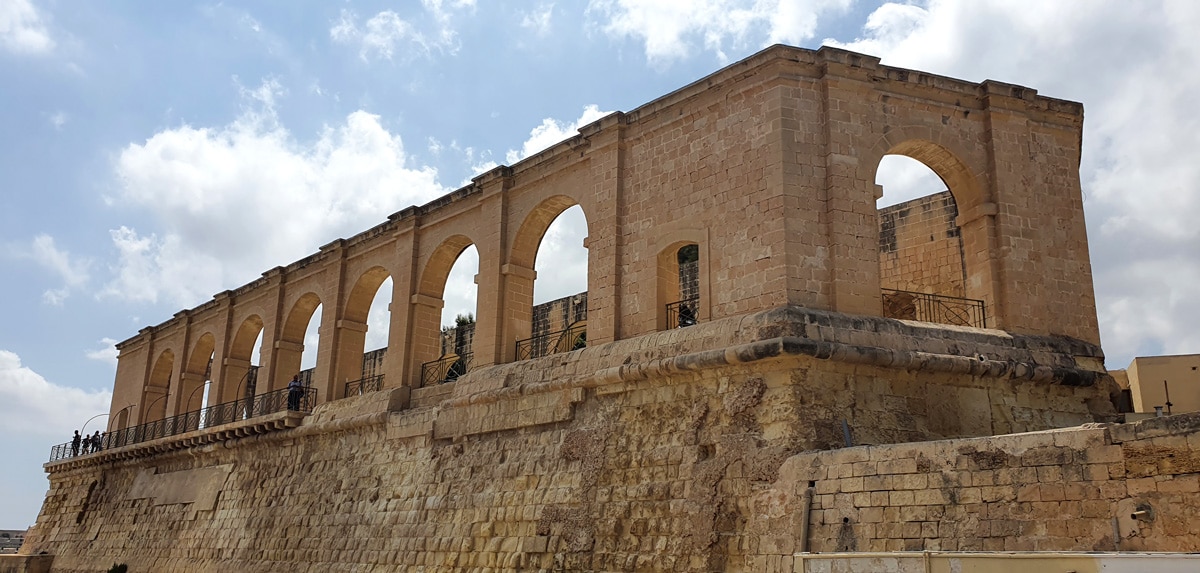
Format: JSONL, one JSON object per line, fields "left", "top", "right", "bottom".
{"left": 875, "top": 152, "right": 982, "bottom": 327}
{"left": 511, "top": 202, "right": 589, "bottom": 361}
{"left": 339, "top": 267, "right": 392, "bottom": 397}
{"left": 657, "top": 243, "right": 702, "bottom": 329}
{"left": 277, "top": 293, "right": 321, "bottom": 394}
{"left": 140, "top": 349, "right": 173, "bottom": 424}
{"left": 225, "top": 315, "right": 264, "bottom": 404}
{"left": 178, "top": 332, "right": 216, "bottom": 427}
{"left": 414, "top": 237, "right": 479, "bottom": 387}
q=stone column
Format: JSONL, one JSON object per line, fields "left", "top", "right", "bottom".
{"left": 576, "top": 114, "right": 624, "bottom": 343}
{"left": 472, "top": 168, "right": 511, "bottom": 366}
{"left": 381, "top": 208, "right": 419, "bottom": 387}
{"left": 257, "top": 267, "right": 287, "bottom": 394}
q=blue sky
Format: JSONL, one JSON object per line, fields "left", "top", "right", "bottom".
{"left": 3, "top": 0, "right": 1199, "bottom": 529}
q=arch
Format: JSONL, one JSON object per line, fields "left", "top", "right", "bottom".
{"left": 863, "top": 130, "right": 989, "bottom": 215}
{"left": 345, "top": 266, "right": 392, "bottom": 324}
{"left": 334, "top": 266, "right": 394, "bottom": 397}
{"left": 510, "top": 195, "right": 586, "bottom": 270}
{"left": 417, "top": 235, "right": 476, "bottom": 298}
{"left": 272, "top": 293, "right": 322, "bottom": 394}
{"left": 178, "top": 332, "right": 216, "bottom": 414}
{"left": 228, "top": 315, "right": 264, "bottom": 363}
{"left": 281, "top": 293, "right": 322, "bottom": 344}
{"left": 140, "top": 349, "right": 174, "bottom": 423}
{"left": 219, "top": 314, "right": 263, "bottom": 403}
{"left": 506, "top": 197, "right": 591, "bottom": 362}
{"left": 412, "top": 235, "right": 479, "bottom": 386}
{"left": 651, "top": 227, "right": 710, "bottom": 332}
{"left": 869, "top": 135, "right": 995, "bottom": 326}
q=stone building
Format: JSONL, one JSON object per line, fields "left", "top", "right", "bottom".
{"left": 1110, "top": 353, "right": 1200, "bottom": 418}
{"left": 16, "top": 45, "right": 1198, "bottom": 573}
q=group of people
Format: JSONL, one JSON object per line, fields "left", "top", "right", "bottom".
{"left": 70, "top": 430, "right": 104, "bottom": 456}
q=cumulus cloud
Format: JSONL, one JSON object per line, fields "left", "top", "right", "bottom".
{"left": 105, "top": 79, "right": 446, "bottom": 308}
{"left": 85, "top": 338, "right": 120, "bottom": 369}
{"left": 0, "top": 0, "right": 53, "bottom": 54}
{"left": 505, "top": 104, "right": 611, "bottom": 164}
{"left": 10, "top": 234, "right": 91, "bottom": 305}
{"left": 331, "top": 0, "right": 475, "bottom": 61}
{"left": 0, "top": 350, "right": 111, "bottom": 437}
{"left": 829, "top": 0, "right": 1200, "bottom": 367}
{"left": 587, "top": 0, "right": 850, "bottom": 63}
{"left": 521, "top": 4, "right": 555, "bottom": 36}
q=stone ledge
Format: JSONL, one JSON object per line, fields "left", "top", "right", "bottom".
{"left": 43, "top": 410, "right": 306, "bottom": 473}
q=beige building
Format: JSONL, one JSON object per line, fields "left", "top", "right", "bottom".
{"left": 21, "top": 45, "right": 1200, "bottom": 573}
{"left": 1111, "top": 354, "right": 1200, "bottom": 416}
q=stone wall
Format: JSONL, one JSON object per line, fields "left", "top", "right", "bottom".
{"left": 22, "top": 307, "right": 1120, "bottom": 573}
{"left": 740, "top": 412, "right": 1200, "bottom": 572}
{"left": 878, "top": 191, "right": 965, "bottom": 298}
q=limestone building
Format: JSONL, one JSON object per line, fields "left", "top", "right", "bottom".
{"left": 1111, "top": 353, "right": 1200, "bottom": 417}
{"left": 18, "top": 45, "right": 1199, "bottom": 573}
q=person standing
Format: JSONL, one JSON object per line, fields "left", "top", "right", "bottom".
{"left": 71, "top": 431, "right": 82, "bottom": 457}
{"left": 287, "top": 374, "right": 303, "bottom": 411}
{"left": 91, "top": 431, "right": 102, "bottom": 453}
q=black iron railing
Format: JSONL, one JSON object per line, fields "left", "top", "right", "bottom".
{"left": 48, "top": 386, "right": 316, "bottom": 462}
{"left": 516, "top": 322, "right": 587, "bottom": 361}
{"left": 881, "top": 288, "right": 987, "bottom": 328}
{"left": 666, "top": 297, "right": 700, "bottom": 329}
{"left": 344, "top": 373, "right": 384, "bottom": 397}
{"left": 421, "top": 353, "right": 472, "bottom": 387}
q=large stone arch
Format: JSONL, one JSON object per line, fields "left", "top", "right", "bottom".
{"left": 863, "top": 132, "right": 1000, "bottom": 326}
{"left": 220, "top": 314, "right": 263, "bottom": 403}
{"left": 178, "top": 332, "right": 216, "bottom": 414}
{"left": 331, "top": 266, "right": 393, "bottom": 395}
{"left": 503, "top": 195, "right": 590, "bottom": 362}
{"left": 509, "top": 195, "right": 584, "bottom": 270}
{"left": 140, "top": 349, "right": 174, "bottom": 424}
{"left": 410, "top": 235, "right": 477, "bottom": 384}
{"left": 273, "top": 292, "right": 321, "bottom": 393}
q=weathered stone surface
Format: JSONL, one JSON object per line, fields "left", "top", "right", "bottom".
{"left": 23, "top": 306, "right": 1130, "bottom": 572}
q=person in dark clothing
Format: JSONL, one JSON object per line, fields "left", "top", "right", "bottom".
{"left": 71, "top": 431, "right": 82, "bottom": 456}
{"left": 287, "top": 374, "right": 303, "bottom": 411}
{"left": 91, "top": 431, "right": 102, "bottom": 453}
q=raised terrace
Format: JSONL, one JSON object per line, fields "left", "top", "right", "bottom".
{"left": 17, "top": 45, "right": 1157, "bottom": 573}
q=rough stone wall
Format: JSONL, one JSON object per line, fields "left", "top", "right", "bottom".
{"left": 878, "top": 191, "right": 965, "bottom": 298}
{"left": 23, "top": 308, "right": 1118, "bottom": 573}
{"left": 739, "top": 413, "right": 1200, "bottom": 572}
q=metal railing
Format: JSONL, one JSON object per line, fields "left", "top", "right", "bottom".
{"left": 666, "top": 297, "right": 700, "bottom": 329}
{"left": 420, "top": 353, "right": 472, "bottom": 387}
{"left": 881, "top": 288, "right": 987, "bottom": 328}
{"left": 344, "top": 373, "right": 384, "bottom": 397}
{"left": 48, "top": 386, "right": 316, "bottom": 462}
{"left": 516, "top": 322, "right": 587, "bottom": 361}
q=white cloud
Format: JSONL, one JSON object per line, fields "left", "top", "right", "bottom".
{"left": 505, "top": 104, "right": 611, "bottom": 164}
{"left": 331, "top": 1, "right": 475, "bottom": 62}
{"left": 16, "top": 234, "right": 90, "bottom": 306}
{"left": 85, "top": 338, "right": 120, "bottom": 369}
{"left": 0, "top": 350, "right": 111, "bottom": 437}
{"left": 105, "top": 79, "right": 446, "bottom": 308}
{"left": 829, "top": 0, "right": 1200, "bottom": 367}
{"left": 47, "top": 110, "right": 67, "bottom": 130}
{"left": 587, "top": 0, "right": 850, "bottom": 64}
{"left": 0, "top": 0, "right": 53, "bottom": 54}
{"left": 521, "top": 4, "right": 555, "bottom": 36}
